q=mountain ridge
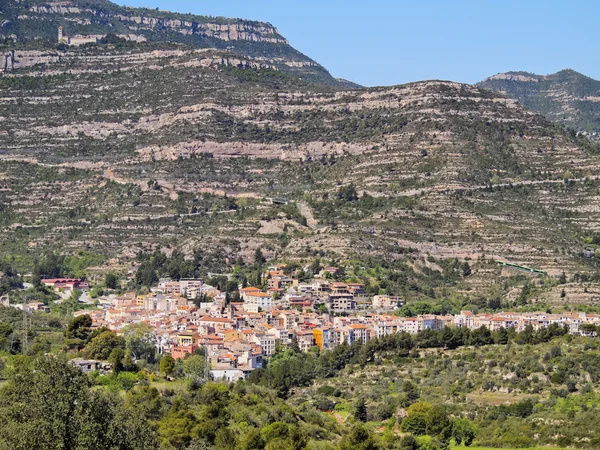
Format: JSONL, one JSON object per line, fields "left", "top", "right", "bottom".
{"left": 1, "top": 43, "right": 599, "bottom": 281}
{"left": 0, "top": 0, "right": 358, "bottom": 87}
{"left": 479, "top": 68, "right": 600, "bottom": 138}
{"left": 1, "top": 2, "right": 600, "bottom": 295}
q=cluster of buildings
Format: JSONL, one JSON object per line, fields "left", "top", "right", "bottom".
{"left": 77, "top": 268, "right": 600, "bottom": 381}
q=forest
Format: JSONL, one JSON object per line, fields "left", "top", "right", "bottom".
{"left": 1, "top": 307, "right": 596, "bottom": 450}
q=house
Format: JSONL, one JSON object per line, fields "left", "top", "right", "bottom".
{"left": 29, "top": 302, "right": 50, "bottom": 313}
{"left": 244, "top": 291, "right": 272, "bottom": 312}
{"left": 404, "top": 318, "right": 422, "bottom": 334}
{"left": 70, "top": 358, "right": 103, "bottom": 374}
{"left": 350, "top": 324, "right": 370, "bottom": 344}
{"left": 347, "top": 283, "right": 365, "bottom": 297}
{"left": 372, "top": 295, "right": 404, "bottom": 309}
{"left": 211, "top": 365, "right": 246, "bottom": 382}
{"left": 240, "top": 287, "right": 262, "bottom": 301}
{"left": 295, "top": 329, "right": 315, "bottom": 352}
{"left": 313, "top": 327, "right": 334, "bottom": 350}
{"left": 252, "top": 333, "right": 276, "bottom": 356}
{"left": 329, "top": 283, "right": 356, "bottom": 311}
{"left": 172, "top": 345, "right": 196, "bottom": 360}
{"left": 321, "top": 267, "right": 339, "bottom": 276}
{"left": 41, "top": 278, "right": 89, "bottom": 294}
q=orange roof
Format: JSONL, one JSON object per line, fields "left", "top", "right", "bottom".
{"left": 199, "top": 316, "right": 234, "bottom": 323}
{"left": 249, "top": 292, "right": 271, "bottom": 298}
{"left": 240, "top": 287, "right": 261, "bottom": 292}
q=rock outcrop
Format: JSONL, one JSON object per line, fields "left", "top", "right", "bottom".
{"left": 27, "top": 2, "right": 288, "bottom": 44}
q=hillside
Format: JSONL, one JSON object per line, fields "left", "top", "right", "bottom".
{"left": 479, "top": 69, "right": 600, "bottom": 138}
{"left": 0, "top": 0, "right": 350, "bottom": 86}
{"left": 2, "top": 40, "right": 600, "bottom": 298}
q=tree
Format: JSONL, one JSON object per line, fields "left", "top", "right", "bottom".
{"left": 339, "top": 424, "right": 378, "bottom": 450}
{"left": 85, "top": 331, "right": 126, "bottom": 360}
{"left": 487, "top": 297, "right": 501, "bottom": 310}
{"left": 470, "top": 326, "right": 493, "bottom": 346}
{"left": 125, "top": 385, "right": 163, "bottom": 420}
{"left": 354, "top": 397, "right": 368, "bottom": 423}
{"left": 402, "top": 380, "right": 420, "bottom": 404}
{"left": 0, "top": 322, "right": 13, "bottom": 353}
{"left": 336, "top": 184, "right": 358, "bottom": 202}
{"left": 493, "top": 327, "right": 509, "bottom": 345}
{"left": 254, "top": 248, "right": 266, "bottom": 266}
{"left": 136, "top": 264, "right": 158, "bottom": 286}
{"left": 517, "top": 282, "right": 531, "bottom": 305}
{"left": 105, "top": 272, "right": 119, "bottom": 289}
{"left": 401, "top": 402, "right": 433, "bottom": 436}
{"left": 399, "top": 434, "right": 418, "bottom": 450}
{"left": 0, "top": 355, "right": 158, "bottom": 450}
{"left": 461, "top": 261, "right": 472, "bottom": 277}
{"left": 183, "top": 354, "right": 206, "bottom": 380}
{"left": 65, "top": 314, "right": 92, "bottom": 340}
{"left": 452, "top": 419, "right": 476, "bottom": 446}
{"left": 160, "top": 355, "right": 176, "bottom": 376}
{"left": 122, "top": 323, "right": 156, "bottom": 362}
{"left": 309, "top": 259, "right": 321, "bottom": 275}
{"left": 215, "top": 427, "right": 238, "bottom": 450}
{"left": 108, "top": 347, "right": 125, "bottom": 374}
{"left": 238, "top": 428, "right": 264, "bottom": 450}
{"left": 426, "top": 405, "right": 450, "bottom": 436}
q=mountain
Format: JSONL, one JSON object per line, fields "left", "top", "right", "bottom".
{"left": 0, "top": 0, "right": 352, "bottom": 86}
{"left": 2, "top": 3, "right": 600, "bottom": 304}
{"left": 2, "top": 39, "right": 600, "bottom": 290}
{"left": 478, "top": 69, "right": 600, "bottom": 138}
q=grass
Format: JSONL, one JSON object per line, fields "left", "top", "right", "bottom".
{"left": 466, "top": 391, "right": 536, "bottom": 406}
{"left": 452, "top": 447, "right": 564, "bottom": 450}
{"left": 149, "top": 379, "right": 189, "bottom": 394}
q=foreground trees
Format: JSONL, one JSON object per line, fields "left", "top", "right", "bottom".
{"left": 0, "top": 355, "right": 157, "bottom": 450}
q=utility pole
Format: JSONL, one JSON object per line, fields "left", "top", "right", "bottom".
{"left": 204, "top": 337, "right": 210, "bottom": 382}
{"left": 22, "top": 296, "right": 28, "bottom": 354}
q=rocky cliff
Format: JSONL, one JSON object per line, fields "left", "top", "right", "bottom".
{"left": 26, "top": 2, "right": 288, "bottom": 44}
{"left": 0, "top": 0, "right": 348, "bottom": 86}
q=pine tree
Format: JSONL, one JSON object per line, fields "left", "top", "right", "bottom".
{"left": 254, "top": 248, "right": 266, "bottom": 266}
{"left": 354, "top": 397, "right": 368, "bottom": 422}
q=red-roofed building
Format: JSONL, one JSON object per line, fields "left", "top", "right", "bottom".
{"left": 42, "top": 278, "right": 89, "bottom": 293}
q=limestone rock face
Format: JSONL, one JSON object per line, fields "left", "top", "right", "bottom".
{"left": 27, "top": 1, "right": 288, "bottom": 44}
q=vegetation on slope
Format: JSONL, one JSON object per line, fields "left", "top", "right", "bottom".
{"left": 479, "top": 69, "right": 600, "bottom": 137}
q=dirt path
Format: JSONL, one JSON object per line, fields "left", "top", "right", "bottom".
{"left": 298, "top": 201, "right": 320, "bottom": 229}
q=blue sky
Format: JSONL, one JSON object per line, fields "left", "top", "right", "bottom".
{"left": 117, "top": 0, "right": 599, "bottom": 87}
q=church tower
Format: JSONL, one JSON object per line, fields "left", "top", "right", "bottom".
{"left": 58, "top": 26, "right": 65, "bottom": 43}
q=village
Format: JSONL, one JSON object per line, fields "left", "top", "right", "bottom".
{"left": 8, "top": 263, "right": 591, "bottom": 383}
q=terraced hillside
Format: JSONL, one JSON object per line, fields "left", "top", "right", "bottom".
{"left": 479, "top": 69, "right": 600, "bottom": 139}
{"left": 2, "top": 40, "right": 600, "bottom": 294}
